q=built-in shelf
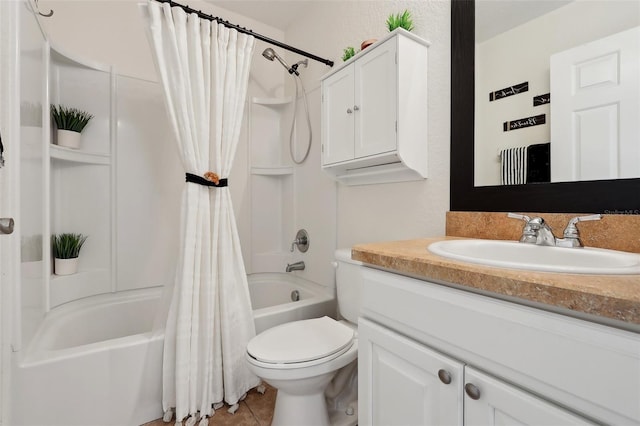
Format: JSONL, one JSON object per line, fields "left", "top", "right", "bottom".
{"left": 251, "top": 166, "right": 294, "bottom": 176}
{"left": 50, "top": 144, "right": 110, "bottom": 165}
{"left": 251, "top": 96, "right": 293, "bottom": 106}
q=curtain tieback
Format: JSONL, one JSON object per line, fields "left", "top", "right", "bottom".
{"left": 185, "top": 172, "right": 228, "bottom": 187}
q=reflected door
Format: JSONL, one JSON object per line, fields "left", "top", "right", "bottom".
{"left": 551, "top": 26, "right": 640, "bottom": 182}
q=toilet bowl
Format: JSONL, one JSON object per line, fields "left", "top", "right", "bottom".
{"left": 245, "top": 249, "right": 363, "bottom": 426}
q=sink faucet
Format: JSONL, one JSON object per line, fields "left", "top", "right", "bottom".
{"left": 508, "top": 213, "right": 602, "bottom": 248}
{"left": 286, "top": 261, "right": 305, "bottom": 272}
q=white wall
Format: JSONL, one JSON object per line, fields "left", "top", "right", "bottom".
{"left": 285, "top": 1, "right": 451, "bottom": 248}
{"left": 475, "top": 0, "right": 640, "bottom": 186}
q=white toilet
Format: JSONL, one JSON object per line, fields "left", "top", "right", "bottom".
{"left": 246, "top": 249, "right": 363, "bottom": 426}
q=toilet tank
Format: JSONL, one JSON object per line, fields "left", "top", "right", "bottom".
{"left": 334, "top": 249, "right": 364, "bottom": 324}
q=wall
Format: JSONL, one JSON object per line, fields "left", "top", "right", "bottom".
{"left": 285, "top": 1, "right": 451, "bottom": 248}
{"left": 475, "top": 0, "right": 640, "bottom": 186}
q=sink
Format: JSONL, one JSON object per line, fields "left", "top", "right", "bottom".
{"left": 428, "top": 239, "right": 640, "bottom": 275}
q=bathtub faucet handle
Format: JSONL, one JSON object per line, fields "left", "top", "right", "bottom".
{"left": 290, "top": 229, "right": 309, "bottom": 253}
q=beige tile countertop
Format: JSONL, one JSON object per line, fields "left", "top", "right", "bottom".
{"left": 352, "top": 237, "right": 640, "bottom": 329}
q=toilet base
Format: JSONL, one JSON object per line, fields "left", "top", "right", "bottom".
{"left": 265, "top": 372, "right": 336, "bottom": 426}
{"left": 272, "top": 387, "right": 331, "bottom": 426}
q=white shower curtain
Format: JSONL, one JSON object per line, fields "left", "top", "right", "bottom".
{"left": 143, "top": 2, "right": 259, "bottom": 424}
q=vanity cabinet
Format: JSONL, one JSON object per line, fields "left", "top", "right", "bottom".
{"left": 320, "top": 29, "right": 428, "bottom": 185}
{"left": 358, "top": 267, "right": 640, "bottom": 425}
{"left": 359, "top": 318, "right": 592, "bottom": 425}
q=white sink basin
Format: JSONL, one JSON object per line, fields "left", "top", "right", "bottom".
{"left": 428, "top": 239, "right": 640, "bottom": 275}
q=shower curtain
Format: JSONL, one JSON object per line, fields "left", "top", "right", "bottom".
{"left": 143, "top": 2, "right": 259, "bottom": 424}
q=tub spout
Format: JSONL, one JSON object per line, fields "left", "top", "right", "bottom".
{"left": 286, "top": 261, "right": 305, "bottom": 272}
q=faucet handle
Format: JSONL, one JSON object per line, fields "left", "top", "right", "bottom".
{"left": 507, "top": 213, "right": 537, "bottom": 243}
{"left": 507, "top": 213, "right": 531, "bottom": 222}
{"left": 563, "top": 214, "right": 602, "bottom": 238}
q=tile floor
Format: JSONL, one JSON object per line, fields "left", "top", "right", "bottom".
{"left": 142, "top": 385, "right": 276, "bottom": 426}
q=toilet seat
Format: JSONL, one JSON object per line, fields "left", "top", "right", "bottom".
{"left": 247, "top": 316, "right": 354, "bottom": 368}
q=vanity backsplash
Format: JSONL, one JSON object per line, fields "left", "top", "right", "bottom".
{"left": 446, "top": 211, "right": 640, "bottom": 254}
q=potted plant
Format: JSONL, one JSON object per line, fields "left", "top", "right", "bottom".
{"left": 386, "top": 10, "right": 414, "bottom": 32}
{"left": 52, "top": 233, "right": 88, "bottom": 275}
{"left": 342, "top": 46, "right": 356, "bottom": 62}
{"left": 50, "top": 105, "right": 93, "bottom": 149}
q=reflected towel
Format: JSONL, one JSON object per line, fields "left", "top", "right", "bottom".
{"left": 500, "top": 147, "right": 527, "bottom": 185}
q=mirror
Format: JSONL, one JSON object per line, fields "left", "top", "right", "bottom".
{"left": 474, "top": 0, "right": 639, "bottom": 187}
{"left": 450, "top": 0, "right": 640, "bottom": 213}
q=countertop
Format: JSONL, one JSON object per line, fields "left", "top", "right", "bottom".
{"left": 351, "top": 237, "right": 640, "bottom": 328}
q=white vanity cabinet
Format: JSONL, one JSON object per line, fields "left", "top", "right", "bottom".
{"left": 358, "top": 267, "right": 640, "bottom": 425}
{"left": 320, "top": 29, "right": 428, "bottom": 185}
{"left": 359, "top": 318, "right": 464, "bottom": 425}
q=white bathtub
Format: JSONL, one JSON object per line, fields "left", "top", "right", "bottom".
{"left": 11, "top": 274, "right": 335, "bottom": 426}
{"left": 249, "top": 272, "right": 335, "bottom": 334}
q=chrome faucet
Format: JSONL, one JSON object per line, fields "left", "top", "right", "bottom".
{"left": 286, "top": 261, "right": 305, "bottom": 272}
{"left": 508, "top": 213, "right": 602, "bottom": 248}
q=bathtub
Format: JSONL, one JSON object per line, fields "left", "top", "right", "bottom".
{"left": 249, "top": 272, "right": 335, "bottom": 334}
{"left": 11, "top": 274, "right": 335, "bottom": 426}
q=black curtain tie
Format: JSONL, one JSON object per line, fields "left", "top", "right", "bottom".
{"left": 185, "top": 173, "right": 228, "bottom": 187}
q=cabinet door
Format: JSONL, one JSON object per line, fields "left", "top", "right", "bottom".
{"left": 354, "top": 37, "right": 397, "bottom": 159}
{"left": 464, "top": 367, "right": 595, "bottom": 425}
{"left": 359, "top": 318, "right": 463, "bottom": 426}
{"left": 321, "top": 64, "right": 355, "bottom": 165}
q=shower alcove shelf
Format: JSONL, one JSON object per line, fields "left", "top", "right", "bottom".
{"left": 44, "top": 44, "right": 178, "bottom": 309}
{"left": 48, "top": 45, "right": 113, "bottom": 308}
{"left": 249, "top": 96, "right": 295, "bottom": 273}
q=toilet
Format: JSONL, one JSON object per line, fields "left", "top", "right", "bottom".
{"left": 246, "top": 249, "right": 363, "bottom": 426}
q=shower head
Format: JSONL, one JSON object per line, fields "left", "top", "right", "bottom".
{"left": 262, "top": 47, "right": 300, "bottom": 76}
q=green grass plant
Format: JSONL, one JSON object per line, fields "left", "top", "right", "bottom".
{"left": 386, "top": 10, "right": 414, "bottom": 32}
{"left": 51, "top": 105, "right": 93, "bottom": 133}
{"left": 342, "top": 46, "right": 356, "bottom": 62}
{"left": 52, "top": 233, "right": 88, "bottom": 259}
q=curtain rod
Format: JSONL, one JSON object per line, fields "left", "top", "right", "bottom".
{"left": 154, "top": 0, "right": 334, "bottom": 68}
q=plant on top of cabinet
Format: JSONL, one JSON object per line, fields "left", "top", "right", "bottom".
{"left": 52, "top": 232, "right": 88, "bottom": 276}
{"left": 342, "top": 46, "right": 356, "bottom": 62}
{"left": 50, "top": 104, "right": 93, "bottom": 149}
{"left": 386, "top": 10, "right": 414, "bottom": 32}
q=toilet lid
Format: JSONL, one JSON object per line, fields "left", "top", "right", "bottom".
{"left": 247, "top": 316, "right": 354, "bottom": 364}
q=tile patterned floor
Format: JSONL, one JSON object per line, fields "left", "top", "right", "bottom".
{"left": 142, "top": 385, "right": 276, "bottom": 426}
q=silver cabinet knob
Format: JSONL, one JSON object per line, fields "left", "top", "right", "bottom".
{"left": 464, "top": 383, "right": 481, "bottom": 400}
{"left": 438, "top": 369, "right": 452, "bottom": 385}
{"left": 346, "top": 108, "right": 353, "bottom": 114}
{"left": 353, "top": 105, "right": 360, "bottom": 111}
{"left": 0, "top": 218, "right": 14, "bottom": 235}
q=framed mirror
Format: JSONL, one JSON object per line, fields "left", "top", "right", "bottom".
{"left": 450, "top": 0, "right": 640, "bottom": 214}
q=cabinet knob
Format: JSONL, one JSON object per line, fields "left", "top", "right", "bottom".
{"left": 346, "top": 108, "right": 353, "bottom": 114}
{"left": 464, "top": 383, "right": 481, "bottom": 400}
{"left": 353, "top": 105, "right": 360, "bottom": 111}
{"left": 437, "top": 369, "right": 452, "bottom": 385}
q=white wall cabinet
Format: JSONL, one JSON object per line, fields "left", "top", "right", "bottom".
{"left": 359, "top": 267, "right": 640, "bottom": 425}
{"left": 320, "top": 29, "right": 429, "bottom": 185}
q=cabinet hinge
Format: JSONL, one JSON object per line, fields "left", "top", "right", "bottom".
{"left": 395, "top": 121, "right": 398, "bottom": 133}
{"left": 321, "top": 144, "right": 324, "bottom": 153}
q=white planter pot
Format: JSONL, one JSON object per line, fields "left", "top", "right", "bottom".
{"left": 57, "top": 129, "right": 82, "bottom": 149}
{"left": 54, "top": 257, "right": 79, "bottom": 275}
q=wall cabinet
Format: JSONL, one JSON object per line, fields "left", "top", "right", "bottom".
{"left": 359, "top": 267, "right": 640, "bottom": 425}
{"left": 320, "top": 29, "right": 429, "bottom": 185}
